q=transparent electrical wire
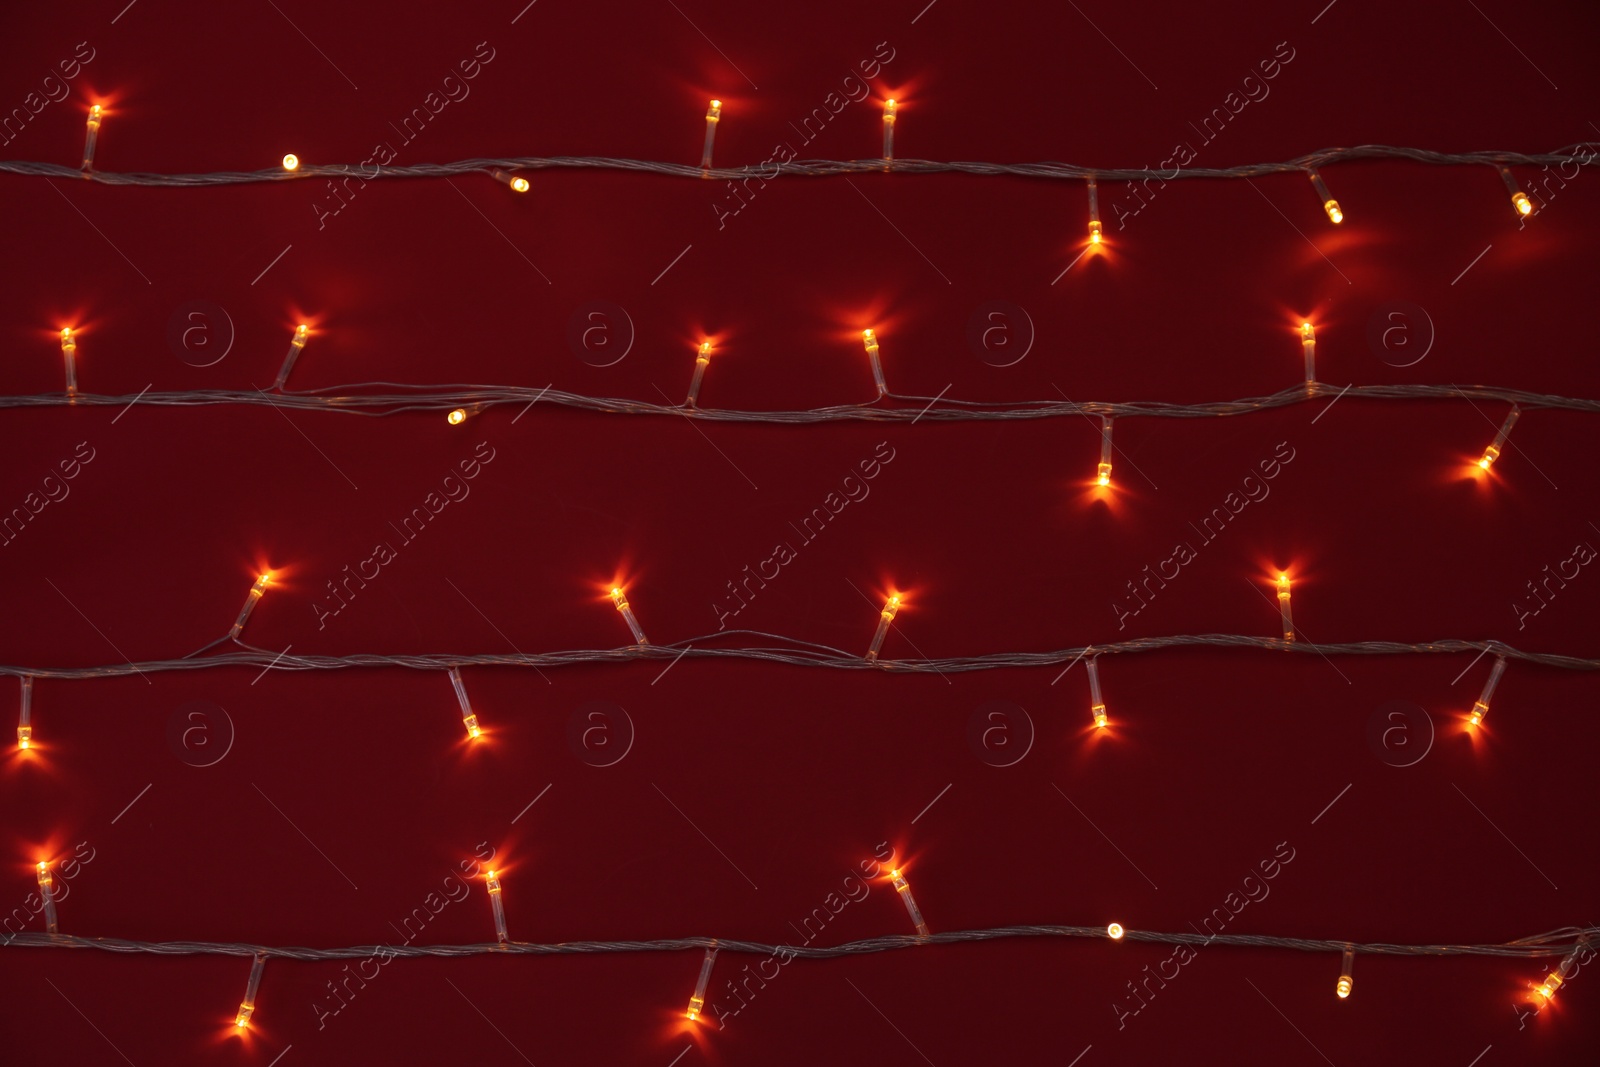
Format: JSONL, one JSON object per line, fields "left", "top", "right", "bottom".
{"left": 3, "top": 634, "right": 1596, "bottom": 682}
{"left": 3, "top": 382, "right": 1597, "bottom": 421}
{"left": 5, "top": 924, "right": 1592, "bottom": 962}
{"left": 2, "top": 144, "right": 1592, "bottom": 187}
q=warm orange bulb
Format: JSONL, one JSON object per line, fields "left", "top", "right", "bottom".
{"left": 447, "top": 408, "right": 467, "bottom": 425}
{"left": 1107, "top": 922, "right": 1125, "bottom": 939}
{"left": 510, "top": 177, "right": 530, "bottom": 193}
{"left": 282, "top": 153, "right": 300, "bottom": 171}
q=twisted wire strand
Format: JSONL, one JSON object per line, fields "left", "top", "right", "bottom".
{"left": 3, "top": 382, "right": 1596, "bottom": 421}
{"left": 5, "top": 925, "right": 1593, "bottom": 961}
{"left": 1, "top": 144, "right": 1593, "bottom": 187}
{"left": 3, "top": 634, "right": 1596, "bottom": 682}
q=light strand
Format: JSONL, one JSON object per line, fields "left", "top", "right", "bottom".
{"left": 6, "top": 924, "right": 1593, "bottom": 962}
{"left": 1299, "top": 321, "right": 1315, "bottom": 393}
{"left": 888, "top": 867, "right": 930, "bottom": 936}
{"left": 1336, "top": 944, "right": 1355, "bottom": 999}
{"left": 882, "top": 99, "right": 896, "bottom": 165}
{"left": 1307, "top": 167, "right": 1343, "bottom": 223}
{"left": 864, "top": 594, "right": 900, "bottom": 662}
{"left": 1468, "top": 654, "right": 1508, "bottom": 726}
{"left": 227, "top": 572, "right": 272, "bottom": 641}
{"left": 35, "top": 862, "right": 59, "bottom": 934}
{"left": 7, "top": 382, "right": 1594, "bottom": 422}
{"left": 1498, "top": 166, "right": 1534, "bottom": 217}
{"left": 486, "top": 868, "right": 509, "bottom": 945}
{"left": 1478, "top": 406, "right": 1521, "bottom": 469}
{"left": 81, "top": 105, "right": 102, "bottom": 173}
{"left": 1086, "top": 654, "right": 1108, "bottom": 728}
{"left": 5, "top": 634, "right": 1597, "bottom": 683}
{"left": 700, "top": 100, "right": 720, "bottom": 174}
{"left": 610, "top": 586, "right": 649, "bottom": 646}
{"left": 272, "top": 324, "right": 311, "bottom": 391}
{"left": 1275, "top": 572, "right": 1295, "bottom": 643}
{"left": 1096, "top": 417, "right": 1113, "bottom": 487}
{"left": 59, "top": 328, "right": 78, "bottom": 401}
{"left": 684, "top": 340, "right": 713, "bottom": 407}
{"left": 4, "top": 144, "right": 1589, "bottom": 187}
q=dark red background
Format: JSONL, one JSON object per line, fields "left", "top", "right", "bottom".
{"left": 3, "top": 0, "right": 1598, "bottom": 1063}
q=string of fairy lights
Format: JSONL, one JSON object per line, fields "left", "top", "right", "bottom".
{"left": 4, "top": 100, "right": 1596, "bottom": 1036}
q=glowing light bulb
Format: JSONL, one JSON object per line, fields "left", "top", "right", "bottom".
{"left": 1299, "top": 321, "right": 1316, "bottom": 392}
{"left": 1336, "top": 945, "right": 1354, "bottom": 999}
{"left": 686, "top": 945, "right": 719, "bottom": 1020}
{"left": 1535, "top": 970, "right": 1564, "bottom": 1000}
{"left": 1087, "top": 176, "right": 1102, "bottom": 244}
{"left": 273, "top": 324, "right": 312, "bottom": 390}
{"left": 701, "top": 99, "right": 722, "bottom": 173}
{"left": 882, "top": 99, "right": 896, "bottom": 165}
{"left": 1498, "top": 167, "right": 1533, "bottom": 217}
{"left": 235, "top": 953, "right": 266, "bottom": 1028}
{"left": 17, "top": 675, "right": 33, "bottom": 751}
{"left": 229, "top": 573, "right": 273, "bottom": 641}
{"left": 610, "top": 586, "right": 649, "bottom": 646}
{"left": 36, "top": 860, "right": 58, "bottom": 933}
{"left": 1478, "top": 407, "right": 1521, "bottom": 470}
{"left": 1275, "top": 572, "right": 1294, "bottom": 643}
{"left": 486, "top": 868, "right": 509, "bottom": 944}
{"left": 1087, "top": 654, "right": 1108, "bottom": 728}
{"left": 447, "top": 408, "right": 468, "bottom": 425}
{"left": 282, "top": 153, "right": 300, "bottom": 171}
{"left": 1107, "top": 922, "right": 1125, "bottom": 940}
{"left": 83, "top": 104, "right": 103, "bottom": 171}
{"left": 59, "top": 327, "right": 78, "bottom": 400}
{"left": 1308, "top": 169, "right": 1342, "bottom": 224}
{"left": 1096, "top": 416, "right": 1113, "bottom": 487}
{"left": 448, "top": 667, "right": 483, "bottom": 740}
{"left": 490, "top": 169, "right": 529, "bottom": 192}
{"left": 864, "top": 593, "right": 900, "bottom": 662}
{"left": 685, "top": 340, "right": 714, "bottom": 407}
{"left": 889, "top": 867, "right": 930, "bottom": 936}
{"left": 1467, "top": 654, "right": 1507, "bottom": 726}
{"left": 862, "top": 328, "right": 887, "bottom": 397}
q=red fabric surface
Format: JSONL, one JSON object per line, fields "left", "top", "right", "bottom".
{"left": 2, "top": 1, "right": 1598, "bottom": 1063}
